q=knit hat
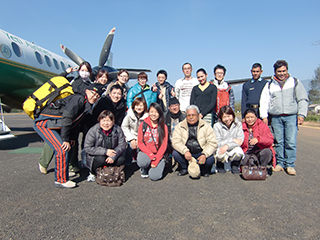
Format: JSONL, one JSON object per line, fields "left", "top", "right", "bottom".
{"left": 87, "top": 83, "right": 104, "bottom": 96}
{"left": 169, "top": 97, "right": 179, "bottom": 106}
{"left": 188, "top": 157, "right": 200, "bottom": 178}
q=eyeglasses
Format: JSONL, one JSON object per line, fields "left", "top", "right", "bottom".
{"left": 187, "top": 114, "right": 198, "bottom": 117}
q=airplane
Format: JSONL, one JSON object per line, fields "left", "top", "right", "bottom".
{"left": 0, "top": 27, "right": 149, "bottom": 139}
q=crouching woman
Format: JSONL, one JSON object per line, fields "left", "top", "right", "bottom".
{"left": 137, "top": 102, "right": 168, "bottom": 181}
{"left": 84, "top": 110, "right": 127, "bottom": 180}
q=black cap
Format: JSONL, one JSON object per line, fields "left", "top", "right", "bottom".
{"left": 169, "top": 97, "right": 179, "bottom": 106}
{"left": 87, "top": 83, "right": 104, "bottom": 96}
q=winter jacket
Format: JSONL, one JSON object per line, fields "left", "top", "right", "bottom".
{"left": 121, "top": 107, "right": 148, "bottom": 142}
{"left": 259, "top": 75, "right": 308, "bottom": 119}
{"left": 60, "top": 71, "right": 93, "bottom": 96}
{"left": 127, "top": 83, "right": 157, "bottom": 108}
{"left": 213, "top": 117, "right": 244, "bottom": 150}
{"left": 37, "top": 93, "right": 92, "bottom": 142}
{"left": 210, "top": 79, "right": 235, "bottom": 111}
{"left": 155, "top": 81, "right": 174, "bottom": 111}
{"left": 172, "top": 118, "right": 217, "bottom": 158}
{"left": 84, "top": 123, "right": 127, "bottom": 171}
{"left": 241, "top": 118, "right": 276, "bottom": 167}
{"left": 137, "top": 116, "right": 168, "bottom": 167}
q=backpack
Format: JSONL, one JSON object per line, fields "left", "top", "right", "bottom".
{"left": 95, "top": 165, "right": 125, "bottom": 187}
{"left": 216, "top": 86, "right": 231, "bottom": 114}
{"left": 23, "top": 76, "right": 74, "bottom": 119}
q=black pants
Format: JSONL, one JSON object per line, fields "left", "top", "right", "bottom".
{"left": 241, "top": 148, "right": 272, "bottom": 167}
{"left": 92, "top": 155, "right": 125, "bottom": 174}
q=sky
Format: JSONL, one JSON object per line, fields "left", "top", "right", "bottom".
{"left": 1, "top": 0, "right": 319, "bottom": 98}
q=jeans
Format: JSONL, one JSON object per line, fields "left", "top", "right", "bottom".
{"left": 271, "top": 115, "right": 298, "bottom": 168}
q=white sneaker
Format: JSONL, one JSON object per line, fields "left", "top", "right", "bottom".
{"left": 140, "top": 168, "right": 149, "bottom": 178}
{"left": 54, "top": 181, "right": 76, "bottom": 189}
{"left": 87, "top": 172, "right": 96, "bottom": 182}
{"left": 69, "top": 171, "right": 76, "bottom": 177}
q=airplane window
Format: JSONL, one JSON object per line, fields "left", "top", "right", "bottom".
{"left": 35, "top": 51, "right": 43, "bottom": 64}
{"left": 11, "top": 42, "right": 22, "bottom": 57}
{"left": 45, "top": 55, "right": 52, "bottom": 67}
{"left": 60, "top": 61, "right": 66, "bottom": 71}
{"left": 53, "top": 58, "right": 59, "bottom": 70}
{"left": 0, "top": 44, "right": 12, "bottom": 58}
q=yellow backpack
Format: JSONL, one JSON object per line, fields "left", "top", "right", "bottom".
{"left": 23, "top": 76, "right": 74, "bottom": 119}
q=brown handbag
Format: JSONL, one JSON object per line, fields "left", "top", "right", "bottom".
{"left": 95, "top": 165, "right": 125, "bottom": 187}
{"left": 241, "top": 164, "right": 267, "bottom": 181}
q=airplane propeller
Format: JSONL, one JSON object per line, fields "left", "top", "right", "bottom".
{"left": 98, "top": 27, "right": 115, "bottom": 68}
{"left": 60, "top": 44, "right": 85, "bottom": 66}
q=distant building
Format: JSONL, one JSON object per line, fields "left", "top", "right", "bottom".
{"left": 308, "top": 104, "right": 320, "bottom": 114}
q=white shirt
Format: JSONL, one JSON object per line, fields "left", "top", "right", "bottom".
{"left": 175, "top": 77, "right": 198, "bottom": 112}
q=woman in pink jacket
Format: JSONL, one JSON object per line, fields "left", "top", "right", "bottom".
{"left": 241, "top": 109, "right": 276, "bottom": 168}
{"left": 137, "top": 102, "right": 168, "bottom": 181}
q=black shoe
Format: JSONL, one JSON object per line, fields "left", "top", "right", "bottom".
{"left": 177, "top": 169, "right": 188, "bottom": 176}
{"left": 231, "top": 165, "right": 240, "bottom": 174}
{"left": 217, "top": 168, "right": 226, "bottom": 173}
{"left": 202, "top": 173, "right": 209, "bottom": 177}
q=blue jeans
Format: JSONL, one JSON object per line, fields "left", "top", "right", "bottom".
{"left": 271, "top": 115, "right": 298, "bottom": 168}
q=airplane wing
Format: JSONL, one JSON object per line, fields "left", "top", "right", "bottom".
{"left": 224, "top": 76, "right": 272, "bottom": 86}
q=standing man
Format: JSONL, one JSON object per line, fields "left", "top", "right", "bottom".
{"left": 241, "top": 63, "right": 268, "bottom": 120}
{"left": 175, "top": 62, "right": 198, "bottom": 113}
{"left": 260, "top": 60, "right": 308, "bottom": 175}
{"left": 210, "top": 64, "right": 235, "bottom": 114}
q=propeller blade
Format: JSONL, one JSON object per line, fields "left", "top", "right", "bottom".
{"left": 60, "top": 44, "right": 86, "bottom": 66}
{"left": 98, "top": 27, "right": 115, "bottom": 68}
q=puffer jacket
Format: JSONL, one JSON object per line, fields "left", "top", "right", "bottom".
{"left": 84, "top": 123, "right": 127, "bottom": 171}
{"left": 213, "top": 117, "right": 244, "bottom": 150}
{"left": 259, "top": 75, "right": 308, "bottom": 119}
{"left": 121, "top": 107, "right": 148, "bottom": 142}
{"left": 127, "top": 83, "right": 157, "bottom": 108}
{"left": 241, "top": 118, "right": 276, "bottom": 168}
{"left": 172, "top": 118, "right": 217, "bottom": 157}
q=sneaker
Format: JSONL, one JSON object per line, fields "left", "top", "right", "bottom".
{"left": 87, "top": 172, "right": 96, "bottom": 182}
{"left": 38, "top": 163, "right": 47, "bottom": 174}
{"left": 140, "top": 168, "right": 149, "bottom": 178}
{"left": 54, "top": 181, "right": 76, "bottom": 189}
{"left": 69, "top": 171, "right": 76, "bottom": 177}
{"left": 286, "top": 167, "right": 296, "bottom": 175}
{"left": 273, "top": 165, "right": 284, "bottom": 172}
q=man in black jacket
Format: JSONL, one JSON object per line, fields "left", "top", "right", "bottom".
{"left": 34, "top": 84, "right": 103, "bottom": 189}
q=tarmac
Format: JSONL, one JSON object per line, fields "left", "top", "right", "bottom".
{"left": 0, "top": 114, "right": 319, "bottom": 240}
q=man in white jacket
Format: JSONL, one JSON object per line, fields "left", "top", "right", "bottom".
{"left": 259, "top": 60, "right": 308, "bottom": 175}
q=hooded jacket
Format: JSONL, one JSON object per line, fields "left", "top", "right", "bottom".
{"left": 121, "top": 107, "right": 148, "bottom": 142}
{"left": 127, "top": 83, "right": 157, "bottom": 108}
{"left": 241, "top": 118, "right": 276, "bottom": 167}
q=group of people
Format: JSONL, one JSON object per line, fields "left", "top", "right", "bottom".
{"left": 34, "top": 59, "right": 308, "bottom": 189}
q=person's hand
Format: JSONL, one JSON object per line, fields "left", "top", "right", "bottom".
{"left": 171, "top": 88, "right": 176, "bottom": 97}
{"left": 158, "top": 92, "right": 163, "bottom": 99}
{"left": 218, "top": 145, "right": 228, "bottom": 155}
{"left": 152, "top": 84, "right": 158, "bottom": 92}
{"left": 105, "top": 157, "right": 114, "bottom": 164}
{"left": 106, "top": 149, "right": 116, "bottom": 157}
{"left": 61, "top": 141, "right": 71, "bottom": 151}
{"left": 130, "top": 139, "right": 137, "bottom": 149}
{"left": 233, "top": 139, "right": 242, "bottom": 146}
{"left": 298, "top": 116, "right": 304, "bottom": 125}
{"left": 70, "top": 140, "right": 75, "bottom": 147}
{"left": 184, "top": 151, "right": 192, "bottom": 161}
{"left": 151, "top": 163, "right": 156, "bottom": 168}
{"left": 66, "top": 67, "right": 78, "bottom": 74}
{"left": 249, "top": 137, "right": 258, "bottom": 145}
{"left": 197, "top": 154, "right": 206, "bottom": 165}
{"left": 242, "top": 118, "right": 245, "bottom": 123}
{"left": 263, "top": 118, "right": 268, "bottom": 125}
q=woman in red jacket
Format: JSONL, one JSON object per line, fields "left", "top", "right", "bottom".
{"left": 241, "top": 109, "right": 276, "bottom": 168}
{"left": 137, "top": 102, "right": 168, "bottom": 181}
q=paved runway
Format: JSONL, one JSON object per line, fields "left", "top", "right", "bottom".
{"left": 0, "top": 114, "right": 319, "bottom": 239}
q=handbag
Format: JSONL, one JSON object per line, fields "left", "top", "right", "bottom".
{"left": 95, "top": 165, "right": 125, "bottom": 187}
{"left": 241, "top": 164, "right": 267, "bottom": 181}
